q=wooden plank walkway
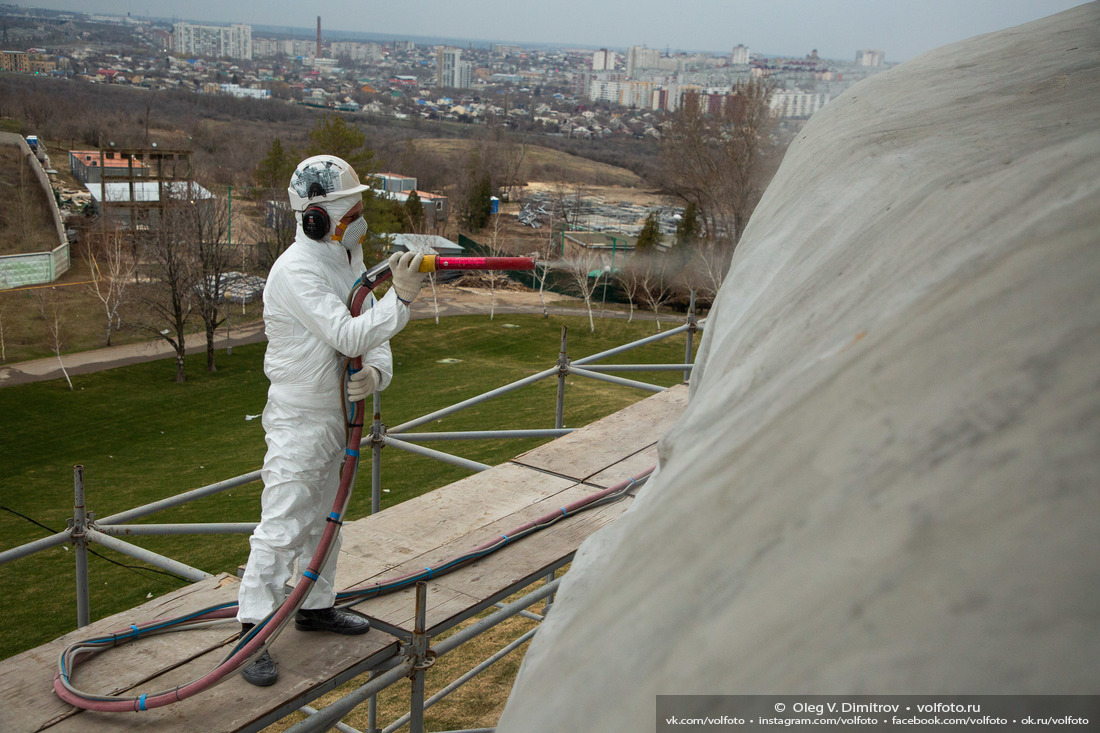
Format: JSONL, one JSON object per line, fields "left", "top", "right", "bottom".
{"left": 0, "top": 385, "right": 687, "bottom": 732}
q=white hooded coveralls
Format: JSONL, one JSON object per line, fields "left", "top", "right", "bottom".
{"left": 237, "top": 224, "right": 409, "bottom": 624}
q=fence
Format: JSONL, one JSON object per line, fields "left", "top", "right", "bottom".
{"left": 0, "top": 313, "right": 702, "bottom": 732}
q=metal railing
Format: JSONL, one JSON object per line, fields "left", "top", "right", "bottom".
{"left": 0, "top": 305, "right": 702, "bottom": 733}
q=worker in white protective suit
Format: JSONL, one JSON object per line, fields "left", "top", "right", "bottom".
{"left": 237, "top": 155, "right": 426, "bottom": 687}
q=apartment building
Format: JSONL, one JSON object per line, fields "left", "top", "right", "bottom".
{"left": 856, "top": 49, "right": 885, "bottom": 67}
{"left": 626, "top": 45, "right": 661, "bottom": 77}
{"left": 437, "top": 47, "right": 472, "bottom": 88}
{"left": 0, "top": 50, "right": 29, "bottom": 72}
{"left": 173, "top": 22, "right": 252, "bottom": 61}
{"left": 592, "top": 48, "right": 617, "bottom": 71}
{"left": 253, "top": 38, "right": 318, "bottom": 58}
{"left": 770, "top": 90, "right": 830, "bottom": 118}
{"left": 330, "top": 41, "right": 383, "bottom": 62}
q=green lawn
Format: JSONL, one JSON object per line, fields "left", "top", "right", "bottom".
{"left": 0, "top": 313, "right": 694, "bottom": 660}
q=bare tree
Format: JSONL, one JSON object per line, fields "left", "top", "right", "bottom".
{"left": 254, "top": 137, "right": 298, "bottom": 268}
{"left": 83, "top": 230, "right": 134, "bottom": 346}
{"left": 684, "top": 236, "right": 735, "bottom": 304}
{"left": 615, "top": 257, "right": 645, "bottom": 323}
{"left": 477, "top": 116, "right": 529, "bottom": 202}
{"left": 43, "top": 290, "right": 73, "bottom": 390}
{"left": 638, "top": 252, "right": 674, "bottom": 332}
{"left": 186, "top": 185, "right": 236, "bottom": 372}
{"left": 660, "top": 80, "right": 777, "bottom": 243}
{"left": 531, "top": 212, "right": 559, "bottom": 319}
{"left": 547, "top": 179, "right": 588, "bottom": 230}
{"left": 485, "top": 212, "right": 507, "bottom": 320}
{"left": 497, "top": 129, "right": 528, "bottom": 204}
{"left": 133, "top": 200, "right": 197, "bottom": 383}
{"left": 30, "top": 287, "right": 49, "bottom": 320}
{"left": 562, "top": 248, "right": 606, "bottom": 333}
{"left": 257, "top": 196, "right": 296, "bottom": 269}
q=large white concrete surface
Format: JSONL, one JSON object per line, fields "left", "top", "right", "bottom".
{"left": 498, "top": 5, "right": 1100, "bottom": 731}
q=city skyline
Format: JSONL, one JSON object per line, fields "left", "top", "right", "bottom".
{"left": 26, "top": 0, "right": 1086, "bottom": 62}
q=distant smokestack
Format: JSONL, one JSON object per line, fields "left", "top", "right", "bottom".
{"left": 317, "top": 16, "right": 321, "bottom": 58}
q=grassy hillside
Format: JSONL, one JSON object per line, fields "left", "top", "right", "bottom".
{"left": 0, "top": 143, "right": 59, "bottom": 256}
{"left": 412, "top": 137, "right": 645, "bottom": 188}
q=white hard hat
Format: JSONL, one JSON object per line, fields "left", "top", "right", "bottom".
{"left": 287, "top": 155, "right": 370, "bottom": 212}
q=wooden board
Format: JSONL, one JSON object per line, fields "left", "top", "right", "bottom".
{"left": 341, "top": 478, "right": 637, "bottom": 634}
{"left": 335, "top": 462, "right": 577, "bottom": 580}
{"left": 512, "top": 385, "right": 687, "bottom": 481}
{"left": 585, "top": 444, "right": 661, "bottom": 488}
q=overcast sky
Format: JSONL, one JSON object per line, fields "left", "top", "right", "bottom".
{"left": 36, "top": 0, "right": 1086, "bottom": 61}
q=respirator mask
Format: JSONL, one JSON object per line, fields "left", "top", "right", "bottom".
{"left": 333, "top": 215, "right": 368, "bottom": 250}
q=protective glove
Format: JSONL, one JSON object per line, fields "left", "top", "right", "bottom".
{"left": 389, "top": 252, "right": 426, "bottom": 305}
{"left": 347, "top": 365, "right": 380, "bottom": 403}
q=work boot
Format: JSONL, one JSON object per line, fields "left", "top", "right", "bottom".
{"left": 241, "top": 650, "right": 279, "bottom": 687}
{"left": 295, "top": 607, "right": 371, "bottom": 635}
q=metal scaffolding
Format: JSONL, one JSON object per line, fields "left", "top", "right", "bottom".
{"left": 0, "top": 310, "right": 702, "bottom": 732}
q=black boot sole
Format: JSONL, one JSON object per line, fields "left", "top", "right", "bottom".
{"left": 294, "top": 618, "right": 371, "bottom": 635}
{"left": 241, "top": 669, "right": 279, "bottom": 687}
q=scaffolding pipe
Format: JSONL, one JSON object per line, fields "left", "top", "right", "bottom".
{"left": 389, "top": 429, "right": 572, "bottom": 443}
{"left": 382, "top": 627, "right": 538, "bottom": 733}
{"left": 388, "top": 366, "right": 558, "bottom": 434}
{"left": 429, "top": 628, "right": 536, "bottom": 714}
{"left": 96, "top": 470, "right": 262, "bottom": 525}
{"left": 92, "top": 523, "right": 257, "bottom": 536}
{"left": 434, "top": 577, "right": 560, "bottom": 657}
{"left": 297, "top": 706, "right": 363, "bottom": 733}
{"left": 555, "top": 326, "right": 568, "bottom": 430}
{"left": 84, "top": 529, "right": 211, "bottom": 581}
{"left": 0, "top": 531, "right": 70, "bottom": 566}
{"left": 493, "top": 602, "right": 543, "bottom": 622}
{"left": 368, "top": 669, "right": 379, "bottom": 733}
{"left": 282, "top": 658, "right": 417, "bottom": 733}
{"left": 575, "top": 363, "right": 693, "bottom": 372}
{"left": 567, "top": 366, "right": 667, "bottom": 393}
{"left": 573, "top": 321, "right": 694, "bottom": 366}
{"left": 371, "top": 391, "right": 383, "bottom": 516}
{"left": 382, "top": 437, "right": 491, "bottom": 473}
{"left": 410, "top": 582, "right": 429, "bottom": 733}
{"left": 684, "top": 291, "right": 697, "bottom": 383}
{"left": 73, "top": 466, "right": 90, "bottom": 628}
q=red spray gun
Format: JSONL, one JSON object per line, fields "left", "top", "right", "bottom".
{"left": 359, "top": 254, "right": 536, "bottom": 290}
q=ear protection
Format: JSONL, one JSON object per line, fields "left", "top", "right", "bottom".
{"left": 302, "top": 205, "right": 330, "bottom": 241}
